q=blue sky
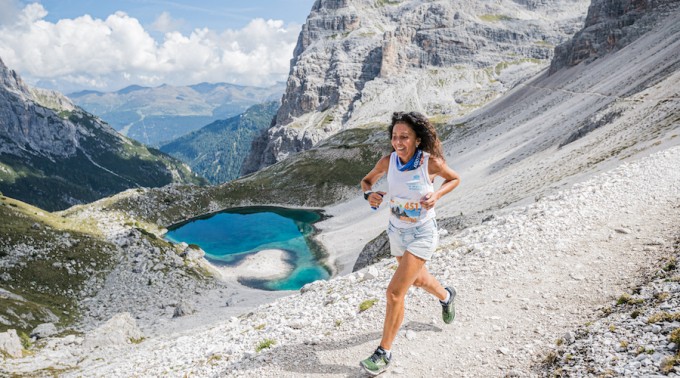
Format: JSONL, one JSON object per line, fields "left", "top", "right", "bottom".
{"left": 0, "top": 0, "right": 316, "bottom": 92}
{"left": 34, "top": 0, "right": 315, "bottom": 34}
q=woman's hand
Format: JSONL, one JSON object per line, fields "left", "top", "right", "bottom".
{"left": 419, "top": 192, "right": 438, "bottom": 210}
{"left": 368, "top": 191, "right": 386, "bottom": 208}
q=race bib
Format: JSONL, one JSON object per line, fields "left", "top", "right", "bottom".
{"left": 389, "top": 196, "right": 423, "bottom": 223}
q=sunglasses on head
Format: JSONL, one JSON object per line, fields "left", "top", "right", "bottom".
{"left": 392, "top": 111, "right": 423, "bottom": 122}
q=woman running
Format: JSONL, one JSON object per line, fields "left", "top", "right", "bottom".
{"left": 359, "top": 111, "right": 460, "bottom": 376}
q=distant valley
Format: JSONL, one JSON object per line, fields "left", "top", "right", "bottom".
{"left": 70, "top": 82, "right": 285, "bottom": 147}
{"left": 159, "top": 101, "right": 279, "bottom": 184}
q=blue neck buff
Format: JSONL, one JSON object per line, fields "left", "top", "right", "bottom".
{"left": 396, "top": 149, "right": 424, "bottom": 171}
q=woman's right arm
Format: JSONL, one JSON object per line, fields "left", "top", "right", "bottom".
{"left": 361, "top": 155, "right": 390, "bottom": 203}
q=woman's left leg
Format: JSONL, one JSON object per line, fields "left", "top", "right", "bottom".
{"left": 412, "top": 265, "right": 448, "bottom": 301}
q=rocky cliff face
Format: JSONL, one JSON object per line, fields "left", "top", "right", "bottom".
{"left": 550, "top": 0, "right": 680, "bottom": 72}
{"left": 242, "top": 0, "right": 590, "bottom": 174}
{"left": 0, "top": 57, "right": 205, "bottom": 211}
{"left": 0, "top": 59, "right": 79, "bottom": 158}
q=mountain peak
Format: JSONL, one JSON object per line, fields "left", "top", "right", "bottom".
{"left": 0, "top": 56, "right": 32, "bottom": 100}
{"left": 115, "top": 84, "right": 148, "bottom": 94}
{"left": 241, "top": 0, "right": 591, "bottom": 175}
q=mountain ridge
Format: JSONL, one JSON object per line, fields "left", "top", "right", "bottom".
{"left": 70, "top": 81, "right": 285, "bottom": 146}
{"left": 159, "top": 101, "right": 279, "bottom": 184}
{"left": 0, "top": 57, "right": 206, "bottom": 211}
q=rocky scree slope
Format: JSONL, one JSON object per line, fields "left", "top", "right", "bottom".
{"left": 242, "top": 0, "right": 590, "bottom": 174}
{"left": 0, "top": 58, "right": 206, "bottom": 211}
{"left": 0, "top": 192, "right": 219, "bottom": 341}
{"left": 539, "top": 232, "right": 680, "bottom": 376}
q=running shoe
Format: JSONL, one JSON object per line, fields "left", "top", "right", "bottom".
{"left": 360, "top": 346, "right": 391, "bottom": 376}
{"left": 441, "top": 286, "right": 456, "bottom": 324}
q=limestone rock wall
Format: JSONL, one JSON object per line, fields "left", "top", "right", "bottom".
{"left": 550, "top": 0, "right": 680, "bottom": 73}
{"left": 243, "top": 0, "right": 590, "bottom": 175}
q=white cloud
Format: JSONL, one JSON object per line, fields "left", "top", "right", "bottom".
{"left": 151, "top": 11, "right": 184, "bottom": 33}
{"left": 0, "top": 3, "right": 301, "bottom": 92}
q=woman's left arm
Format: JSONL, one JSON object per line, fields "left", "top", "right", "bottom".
{"left": 420, "top": 156, "right": 460, "bottom": 210}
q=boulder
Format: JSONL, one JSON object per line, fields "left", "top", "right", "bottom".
{"left": 30, "top": 323, "right": 58, "bottom": 339}
{"left": 0, "top": 329, "right": 23, "bottom": 358}
{"left": 82, "top": 313, "right": 144, "bottom": 349}
{"left": 172, "top": 301, "right": 195, "bottom": 318}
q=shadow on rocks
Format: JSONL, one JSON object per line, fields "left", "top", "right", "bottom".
{"left": 221, "top": 321, "right": 443, "bottom": 377}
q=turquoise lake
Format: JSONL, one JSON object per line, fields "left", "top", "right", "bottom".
{"left": 165, "top": 207, "right": 330, "bottom": 291}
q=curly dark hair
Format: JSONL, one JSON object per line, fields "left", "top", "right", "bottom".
{"left": 388, "top": 111, "right": 444, "bottom": 159}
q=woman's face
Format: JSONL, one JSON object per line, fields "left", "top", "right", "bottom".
{"left": 391, "top": 122, "right": 420, "bottom": 163}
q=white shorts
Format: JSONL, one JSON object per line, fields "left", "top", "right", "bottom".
{"left": 387, "top": 218, "right": 439, "bottom": 261}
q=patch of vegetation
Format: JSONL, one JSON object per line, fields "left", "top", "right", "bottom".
{"left": 542, "top": 350, "right": 559, "bottom": 366}
{"left": 255, "top": 338, "right": 276, "bottom": 352}
{"left": 493, "top": 58, "right": 543, "bottom": 76}
{"left": 322, "top": 113, "right": 334, "bottom": 126}
{"left": 663, "top": 257, "right": 677, "bottom": 271}
{"left": 669, "top": 328, "right": 680, "bottom": 344}
{"left": 129, "top": 336, "right": 145, "bottom": 344}
{"left": 206, "top": 353, "right": 223, "bottom": 365}
{"left": 616, "top": 293, "right": 644, "bottom": 306}
{"left": 479, "top": 14, "right": 513, "bottom": 23}
{"left": 661, "top": 353, "right": 680, "bottom": 374}
{"left": 654, "top": 292, "right": 670, "bottom": 302}
{"left": 376, "top": 0, "right": 400, "bottom": 6}
{"left": 359, "top": 299, "right": 378, "bottom": 312}
{"left": 19, "top": 331, "right": 32, "bottom": 349}
{"left": 647, "top": 312, "right": 680, "bottom": 324}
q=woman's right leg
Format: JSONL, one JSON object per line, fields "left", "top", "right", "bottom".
{"left": 380, "top": 252, "right": 426, "bottom": 350}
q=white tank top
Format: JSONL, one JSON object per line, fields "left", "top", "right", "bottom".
{"left": 387, "top": 151, "right": 435, "bottom": 228}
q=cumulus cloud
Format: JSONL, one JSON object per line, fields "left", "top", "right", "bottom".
{"left": 151, "top": 11, "right": 184, "bottom": 33}
{"left": 0, "top": 3, "right": 301, "bottom": 92}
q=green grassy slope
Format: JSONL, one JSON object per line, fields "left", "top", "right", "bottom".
{"left": 160, "top": 102, "right": 279, "bottom": 184}
{"left": 0, "top": 195, "right": 117, "bottom": 336}
{"left": 0, "top": 110, "right": 207, "bottom": 212}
